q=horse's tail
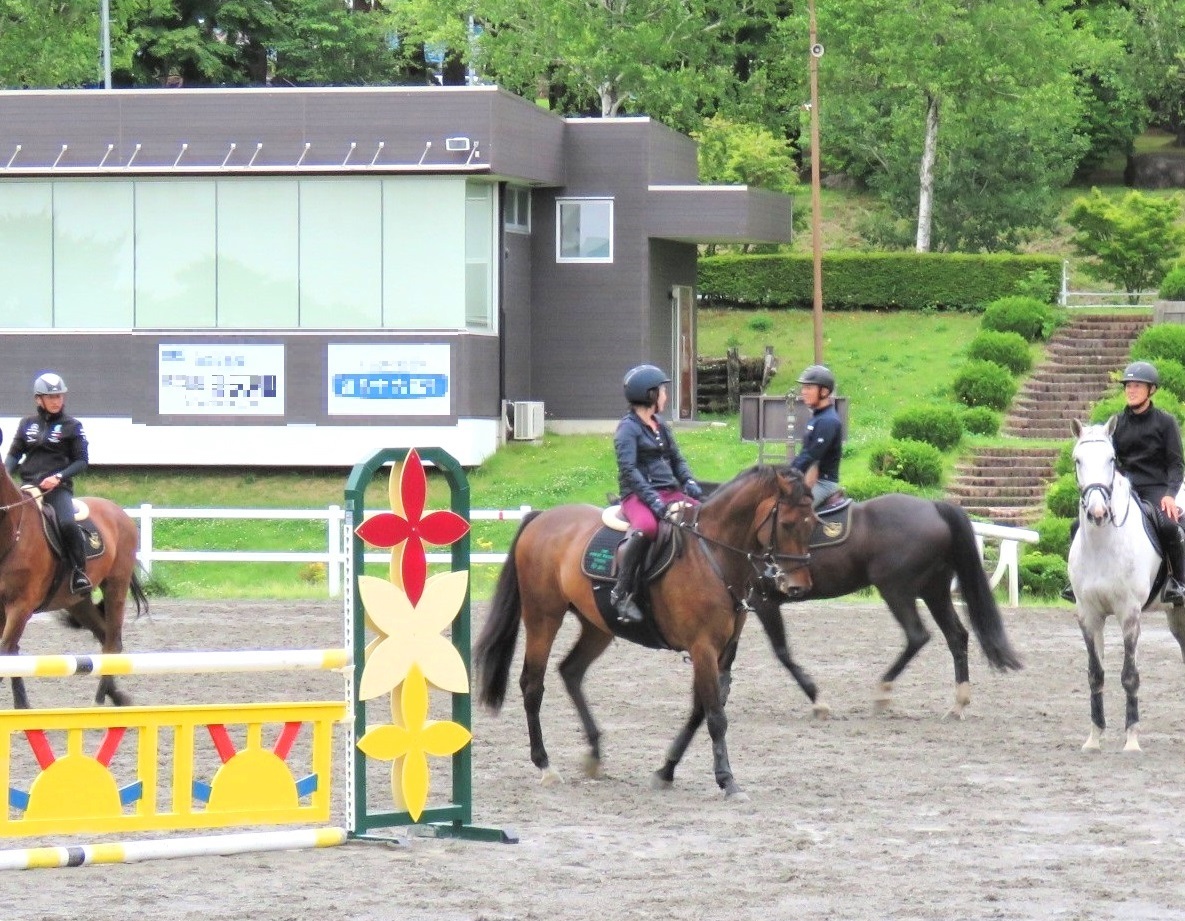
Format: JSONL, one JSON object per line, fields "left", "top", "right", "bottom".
{"left": 129, "top": 570, "right": 150, "bottom": 619}
{"left": 936, "top": 501, "right": 1023, "bottom": 672}
{"left": 474, "top": 510, "right": 540, "bottom": 712}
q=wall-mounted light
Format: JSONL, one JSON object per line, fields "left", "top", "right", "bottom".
{"left": 445, "top": 136, "right": 472, "bottom": 152}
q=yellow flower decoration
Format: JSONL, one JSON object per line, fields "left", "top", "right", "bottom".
{"left": 357, "top": 665, "right": 472, "bottom": 822}
{"left": 357, "top": 570, "right": 470, "bottom": 699}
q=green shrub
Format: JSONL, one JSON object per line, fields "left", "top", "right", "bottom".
{"left": 1053, "top": 441, "right": 1074, "bottom": 477}
{"left": 1091, "top": 388, "right": 1185, "bottom": 425}
{"left": 1160, "top": 267, "right": 1185, "bottom": 301}
{"left": 1131, "top": 324, "right": 1185, "bottom": 367}
{"left": 952, "top": 359, "right": 1018, "bottom": 410}
{"left": 697, "top": 252, "right": 1063, "bottom": 311}
{"left": 981, "top": 295, "right": 1053, "bottom": 341}
{"left": 960, "top": 406, "right": 1000, "bottom": 436}
{"left": 1046, "top": 473, "right": 1080, "bottom": 519}
{"left": 1156, "top": 358, "right": 1185, "bottom": 401}
{"left": 1033, "top": 515, "right": 1072, "bottom": 558}
{"left": 843, "top": 474, "right": 925, "bottom": 500}
{"left": 890, "top": 405, "right": 963, "bottom": 451}
{"left": 1019, "top": 551, "right": 1068, "bottom": 600}
{"left": 867, "top": 438, "right": 945, "bottom": 488}
{"left": 747, "top": 313, "right": 774, "bottom": 333}
{"left": 966, "top": 330, "right": 1033, "bottom": 375}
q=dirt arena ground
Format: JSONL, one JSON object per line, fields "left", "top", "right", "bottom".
{"left": 9, "top": 596, "right": 1185, "bottom": 920}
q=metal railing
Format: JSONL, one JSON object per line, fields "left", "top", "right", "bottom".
{"left": 1059, "top": 260, "right": 1157, "bottom": 309}
{"left": 126, "top": 505, "right": 1036, "bottom": 605}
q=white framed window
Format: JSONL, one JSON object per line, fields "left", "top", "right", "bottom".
{"left": 504, "top": 185, "right": 531, "bottom": 234}
{"left": 556, "top": 198, "right": 613, "bottom": 263}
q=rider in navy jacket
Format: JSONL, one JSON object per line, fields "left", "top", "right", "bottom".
{"left": 5, "top": 372, "right": 93, "bottom": 595}
{"left": 611, "top": 364, "right": 703, "bottom": 625}
{"left": 791, "top": 364, "right": 844, "bottom": 507}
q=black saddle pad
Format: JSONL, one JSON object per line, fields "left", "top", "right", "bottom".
{"left": 810, "top": 501, "right": 852, "bottom": 549}
{"left": 581, "top": 525, "right": 678, "bottom": 650}
{"left": 40, "top": 509, "right": 106, "bottom": 560}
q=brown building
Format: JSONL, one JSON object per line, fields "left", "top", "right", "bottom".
{"left": 0, "top": 85, "right": 791, "bottom": 465}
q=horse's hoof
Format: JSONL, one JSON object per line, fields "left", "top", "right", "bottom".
{"left": 651, "top": 773, "right": 673, "bottom": 791}
{"left": 582, "top": 753, "right": 602, "bottom": 779}
{"left": 873, "top": 696, "right": 892, "bottom": 713}
{"left": 1123, "top": 731, "right": 1142, "bottom": 753}
{"left": 812, "top": 701, "right": 831, "bottom": 719}
{"left": 539, "top": 766, "right": 564, "bottom": 786}
{"left": 1082, "top": 737, "right": 1101, "bottom": 752}
{"left": 873, "top": 681, "right": 893, "bottom": 711}
{"left": 944, "top": 704, "right": 966, "bottom": 722}
{"left": 723, "top": 785, "right": 749, "bottom": 802}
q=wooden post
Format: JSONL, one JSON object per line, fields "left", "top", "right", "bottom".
{"left": 726, "top": 347, "right": 740, "bottom": 413}
{"left": 761, "top": 346, "right": 776, "bottom": 390}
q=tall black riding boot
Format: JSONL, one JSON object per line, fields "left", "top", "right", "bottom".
{"left": 66, "top": 525, "right": 93, "bottom": 595}
{"left": 609, "top": 530, "right": 649, "bottom": 625}
{"left": 1163, "top": 524, "right": 1185, "bottom": 606}
{"left": 1061, "top": 519, "right": 1080, "bottom": 602}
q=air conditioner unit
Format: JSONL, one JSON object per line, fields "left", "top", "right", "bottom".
{"left": 512, "top": 401, "right": 545, "bottom": 441}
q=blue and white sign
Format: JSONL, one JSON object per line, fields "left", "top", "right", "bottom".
{"left": 159, "top": 344, "right": 285, "bottom": 415}
{"left": 327, "top": 343, "right": 451, "bottom": 416}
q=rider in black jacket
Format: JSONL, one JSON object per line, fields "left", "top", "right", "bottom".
{"left": 5, "top": 372, "right": 93, "bottom": 594}
{"left": 610, "top": 364, "right": 703, "bottom": 624}
{"left": 1064, "top": 361, "right": 1185, "bottom": 604}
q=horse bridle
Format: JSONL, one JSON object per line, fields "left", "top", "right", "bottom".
{"left": 677, "top": 486, "right": 814, "bottom": 607}
{"left": 1076, "top": 438, "right": 1132, "bottom": 527}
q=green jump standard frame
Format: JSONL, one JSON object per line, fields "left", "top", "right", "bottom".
{"left": 344, "top": 447, "right": 516, "bottom": 844}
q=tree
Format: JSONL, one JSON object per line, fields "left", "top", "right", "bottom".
{"left": 793, "top": 0, "right": 1088, "bottom": 252}
{"left": 0, "top": 0, "right": 99, "bottom": 87}
{"left": 1067, "top": 188, "right": 1185, "bottom": 296}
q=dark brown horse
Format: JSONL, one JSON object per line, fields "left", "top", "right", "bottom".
{"left": 754, "top": 494, "right": 1023, "bottom": 719}
{"left": 0, "top": 464, "right": 147, "bottom": 708}
{"left": 475, "top": 464, "right": 818, "bottom": 799}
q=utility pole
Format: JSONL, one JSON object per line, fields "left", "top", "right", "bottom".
{"left": 101, "top": 0, "right": 112, "bottom": 89}
{"left": 808, "top": 0, "right": 824, "bottom": 364}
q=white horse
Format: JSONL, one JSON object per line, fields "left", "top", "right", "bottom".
{"left": 1068, "top": 419, "right": 1185, "bottom": 752}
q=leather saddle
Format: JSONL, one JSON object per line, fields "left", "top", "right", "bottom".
{"left": 20, "top": 486, "right": 106, "bottom": 560}
{"left": 809, "top": 491, "right": 853, "bottom": 549}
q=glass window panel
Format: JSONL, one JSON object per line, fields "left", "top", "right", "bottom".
{"left": 0, "top": 182, "right": 52, "bottom": 327}
{"left": 217, "top": 178, "right": 299, "bottom": 327}
{"left": 54, "top": 180, "right": 134, "bottom": 327}
{"left": 556, "top": 199, "right": 613, "bottom": 262}
{"left": 465, "top": 182, "right": 494, "bottom": 329}
{"left": 299, "top": 179, "right": 382, "bottom": 328}
{"left": 135, "top": 180, "right": 216, "bottom": 327}
{"left": 505, "top": 186, "right": 530, "bottom": 234}
{"left": 382, "top": 178, "right": 466, "bottom": 328}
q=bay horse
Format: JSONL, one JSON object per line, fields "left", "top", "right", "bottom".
{"left": 763, "top": 492, "right": 1023, "bottom": 719}
{"left": 1067, "top": 419, "right": 1185, "bottom": 751}
{"left": 0, "top": 464, "right": 147, "bottom": 709}
{"left": 474, "top": 464, "right": 818, "bottom": 798}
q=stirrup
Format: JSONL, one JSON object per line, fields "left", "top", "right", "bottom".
{"left": 1060, "top": 584, "right": 1076, "bottom": 603}
{"left": 613, "top": 594, "right": 644, "bottom": 625}
{"left": 1163, "top": 580, "right": 1185, "bottom": 605}
{"left": 70, "top": 570, "right": 93, "bottom": 595}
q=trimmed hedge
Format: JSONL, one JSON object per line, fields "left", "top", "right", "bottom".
{"left": 966, "top": 330, "right": 1033, "bottom": 375}
{"left": 1019, "top": 552, "right": 1068, "bottom": 600}
{"left": 697, "top": 252, "right": 1062, "bottom": 311}
{"left": 890, "top": 405, "right": 963, "bottom": 451}
{"left": 1033, "top": 515, "right": 1072, "bottom": 558}
{"left": 1046, "top": 474, "right": 1080, "bottom": 519}
{"left": 980, "top": 296, "right": 1055, "bottom": 341}
{"left": 1160, "top": 267, "right": 1185, "bottom": 301}
{"left": 1131, "top": 324, "right": 1185, "bottom": 367}
{"left": 843, "top": 474, "right": 926, "bottom": 500}
{"left": 952, "top": 360, "right": 1018, "bottom": 410}
{"left": 867, "top": 438, "right": 945, "bottom": 488}
{"left": 960, "top": 406, "right": 1000, "bottom": 436}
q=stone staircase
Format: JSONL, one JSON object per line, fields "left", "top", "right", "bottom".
{"left": 946, "top": 313, "right": 1152, "bottom": 525}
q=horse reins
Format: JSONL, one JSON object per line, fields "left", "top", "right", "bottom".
{"left": 674, "top": 490, "right": 813, "bottom": 609}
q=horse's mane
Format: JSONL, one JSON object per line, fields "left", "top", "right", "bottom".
{"left": 702, "top": 464, "right": 788, "bottom": 507}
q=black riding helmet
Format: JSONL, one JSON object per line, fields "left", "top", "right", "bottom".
{"left": 623, "top": 364, "right": 671, "bottom": 405}
{"left": 1120, "top": 361, "right": 1159, "bottom": 388}
{"left": 797, "top": 364, "right": 836, "bottom": 393}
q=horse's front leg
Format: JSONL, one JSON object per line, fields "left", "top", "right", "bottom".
{"left": 1078, "top": 615, "right": 1106, "bottom": 751}
{"left": 1120, "top": 610, "right": 1141, "bottom": 752}
{"left": 691, "top": 643, "right": 746, "bottom": 800}
{"left": 0, "top": 620, "right": 30, "bottom": 710}
{"left": 751, "top": 599, "right": 828, "bottom": 716}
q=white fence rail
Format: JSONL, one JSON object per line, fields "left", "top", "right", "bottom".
{"left": 126, "top": 505, "right": 1038, "bottom": 606}
{"left": 1059, "top": 259, "right": 1156, "bottom": 310}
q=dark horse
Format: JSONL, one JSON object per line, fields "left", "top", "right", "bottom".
{"left": 475, "top": 464, "right": 818, "bottom": 798}
{"left": 0, "top": 464, "right": 148, "bottom": 708}
{"left": 757, "top": 494, "right": 1023, "bottom": 719}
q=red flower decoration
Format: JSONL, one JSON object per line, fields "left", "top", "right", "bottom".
{"left": 354, "top": 448, "right": 469, "bottom": 606}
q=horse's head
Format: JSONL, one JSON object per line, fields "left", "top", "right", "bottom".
{"left": 753, "top": 465, "right": 818, "bottom": 600}
{"left": 1071, "top": 417, "right": 1121, "bottom": 526}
